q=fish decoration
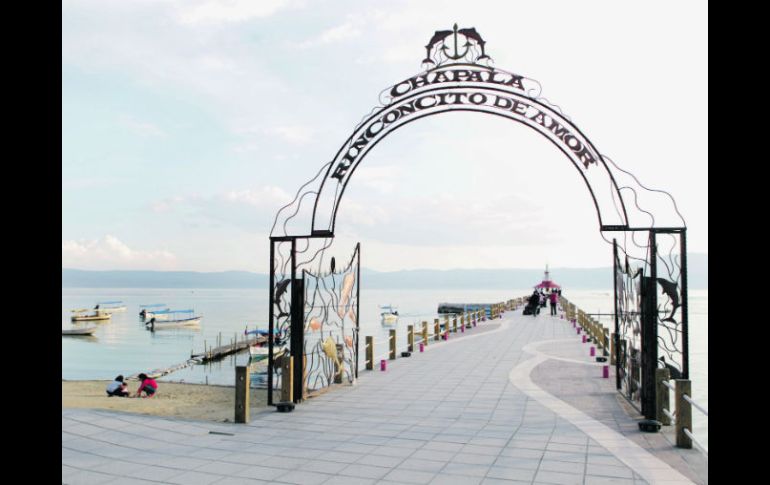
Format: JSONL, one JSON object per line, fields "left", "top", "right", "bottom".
{"left": 344, "top": 335, "right": 353, "bottom": 348}
{"left": 321, "top": 336, "right": 342, "bottom": 377}
{"left": 337, "top": 272, "right": 356, "bottom": 318}
{"left": 656, "top": 278, "right": 680, "bottom": 323}
{"left": 309, "top": 317, "right": 321, "bottom": 332}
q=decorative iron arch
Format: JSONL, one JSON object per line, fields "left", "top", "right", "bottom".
{"left": 310, "top": 63, "right": 629, "bottom": 236}
{"left": 267, "top": 25, "right": 689, "bottom": 422}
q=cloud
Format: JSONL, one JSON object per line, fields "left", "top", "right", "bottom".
{"left": 118, "top": 115, "right": 167, "bottom": 138}
{"left": 62, "top": 235, "right": 178, "bottom": 270}
{"left": 175, "top": 0, "right": 292, "bottom": 26}
{"left": 223, "top": 186, "right": 294, "bottom": 208}
{"left": 296, "top": 20, "right": 363, "bottom": 48}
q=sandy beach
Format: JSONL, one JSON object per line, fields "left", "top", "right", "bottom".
{"left": 62, "top": 380, "right": 268, "bottom": 422}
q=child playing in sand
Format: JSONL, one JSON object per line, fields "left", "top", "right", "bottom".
{"left": 105, "top": 375, "right": 129, "bottom": 397}
{"left": 134, "top": 373, "right": 158, "bottom": 398}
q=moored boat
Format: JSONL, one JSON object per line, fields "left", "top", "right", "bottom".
{"left": 139, "top": 303, "right": 168, "bottom": 319}
{"left": 145, "top": 310, "right": 202, "bottom": 330}
{"left": 62, "top": 326, "right": 97, "bottom": 336}
{"left": 95, "top": 301, "right": 127, "bottom": 313}
{"left": 71, "top": 309, "right": 111, "bottom": 322}
{"left": 379, "top": 305, "right": 399, "bottom": 326}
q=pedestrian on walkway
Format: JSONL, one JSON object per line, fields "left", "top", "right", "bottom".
{"left": 549, "top": 291, "right": 558, "bottom": 315}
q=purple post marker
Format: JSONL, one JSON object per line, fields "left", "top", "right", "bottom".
{"left": 602, "top": 365, "right": 609, "bottom": 378}
{"left": 582, "top": 335, "right": 587, "bottom": 343}
{"left": 419, "top": 342, "right": 424, "bottom": 352}
{"left": 590, "top": 346, "right": 595, "bottom": 356}
{"left": 380, "top": 359, "right": 386, "bottom": 371}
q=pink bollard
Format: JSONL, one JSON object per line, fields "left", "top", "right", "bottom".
{"left": 461, "top": 325, "right": 465, "bottom": 333}
{"left": 602, "top": 365, "right": 609, "bottom": 378}
{"left": 582, "top": 335, "right": 587, "bottom": 343}
{"left": 473, "top": 321, "right": 477, "bottom": 327}
{"left": 380, "top": 359, "right": 387, "bottom": 371}
{"left": 590, "top": 346, "right": 595, "bottom": 357}
{"left": 419, "top": 342, "right": 424, "bottom": 352}
{"left": 561, "top": 315, "right": 564, "bottom": 320}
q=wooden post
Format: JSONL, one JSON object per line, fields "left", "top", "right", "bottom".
{"left": 235, "top": 365, "right": 250, "bottom": 423}
{"left": 434, "top": 319, "right": 440, "bottom": 341}
{"left": 280, "top": 355, "right": 293, "bottom": 403}
{"left": 422, "top": 321, "right": 428, "bottom": 347}
{"left": 366, "top": 336, "right": 374, "bottom": 370}
{"left": 466, "top": 313, "right": 472, "bottom": 329}
{"left": 603, "top": 328, "right": 610, "bottom": 355}
{"left": 656, "top": 368, "right": 671, "bottom": 425}
{"left": 610, "top": 333, "right": 616, "bottom": 365}
{"left": 453, "top": 317, "right": 457, "bottom": 333}
{"left": 389, "top": 329, "right": 396, "bottom": 360}
{"left": 444, "top": 315, "right": 449, "bottom": 333}
{"left": 460, "top": 314, "right": 464, "bottom": 330}
{"left": 407, "top": 325, "right": 414, "bottom": 352}
{"left": 675, "top": 380, "right": 692, "bottom": 448}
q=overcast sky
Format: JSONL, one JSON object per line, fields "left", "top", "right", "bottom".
{"left": 62, "top": 0, "right": 707, "bottom": 273}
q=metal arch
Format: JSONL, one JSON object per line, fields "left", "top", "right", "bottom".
{"left": 309, "top": 79, "right": 630, "bottom": 235}
{"left": 328, "top": 107, "right": 609, "bottom": 233}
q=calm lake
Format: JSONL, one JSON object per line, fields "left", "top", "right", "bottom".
{"left": 62, "top": 287, "right": 707, "bottom": 446}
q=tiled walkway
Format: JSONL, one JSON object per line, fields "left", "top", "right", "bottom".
{"left": 62, "top": 309, "right": 707, "bottom": 484}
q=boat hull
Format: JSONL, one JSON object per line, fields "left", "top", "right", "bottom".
{"left": 147, "top": 317, "right": 202, "bottom": 329}
{"left": 62, "top": 326, "right": 97, "bottom": 335}
{"left": 71, "top": 314, "right": 111, "bottom": 322}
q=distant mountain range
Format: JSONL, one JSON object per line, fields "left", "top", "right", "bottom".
{"left": 62, "top": 253, "right": 707, "bottom": 289}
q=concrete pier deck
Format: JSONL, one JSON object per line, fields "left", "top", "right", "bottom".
{"left": 62, "top": 309, "right": 707, "bottom": 484}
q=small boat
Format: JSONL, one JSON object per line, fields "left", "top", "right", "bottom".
{"left": 244, "top": 328, "right": 281, "bottom": 360}
{"left": 139, "top": 304, "right": 168, "bottom": 319}
{"left": 95, "top": 301, "right": 127, "bottom": 313}
{"left": 71, "top": 309, "right": 111, "bottom": 322}
{"left": 379, "top": 305, "right": 399, "bottom": 326}
{"left": 145, "top": 310, "right": 202, "bottom": 330}
{"left": 62, "top": 326, "right": 97, "bottom": 336}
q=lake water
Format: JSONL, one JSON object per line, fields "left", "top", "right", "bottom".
{"left": 62, "top": 287, "right": 707, "bottom": 446}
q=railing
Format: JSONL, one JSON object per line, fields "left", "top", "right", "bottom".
{"left": 658, "top": 370, "right": 708, "bottom": 456}
{"left": 360, "top": 299, "right": 525, "bottom": 373}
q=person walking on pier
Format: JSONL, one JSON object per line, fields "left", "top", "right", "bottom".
{"left": 528, "top": 291, "right": 540, "bottom": 317}
{"left": 134, "top": 373, "right": 158, "bottom": 398}
{"left": 549, "top": 291, "right": 558, "bottom": 316}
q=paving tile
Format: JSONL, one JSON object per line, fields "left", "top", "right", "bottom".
{"left": 486, "top": 466, "right": 537, "bottom": 482}
{"left": 585, "top": 464, "right": 634, "bottom": 479}
{"left": 164, "top": 471, "right": 224, "bottom": 485}
{"left": 533, "top": 469, "right": 584, "bottom": 485}
{"left": 398, "top": 458, "right": 447, "bottom": 473}
{"left": 383, "top": 468, "right": 437, "bottom": 484}
{"left": 272, "top": 470, "right": 331, "bottom": 485}
{"left": 429, "top": 474, "right": 483, "bottom": 485}
{"left": 338, "top": 463, "right": 392, "bottom": 479}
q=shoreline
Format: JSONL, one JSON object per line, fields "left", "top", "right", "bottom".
{"left": 62, "top": 380, "right": 267, "bottom": 422}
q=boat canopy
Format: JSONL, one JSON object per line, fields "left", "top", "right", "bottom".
{"left": 97, "top": 301, "right": 124, "bottom": 305}
{"left": 151, "top": 309, "right": 195, "bottom": 314}
{"left": 140, "top": 303, "right": 167, "bottom": 308}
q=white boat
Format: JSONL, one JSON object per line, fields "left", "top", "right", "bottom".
{"left": 95, "top": 301, "right": 127, "bottom": 313}
{"left": 146, "top": 310, "right": 202, "bottom": 330}
{"left": 62, "top": 326, "right": 97, "bottom": 336}
{"left": 139, "top": 304, "right": 168, "bottom": 319}
{"left": 71, "top": 309, "right": 111, "bottom": 322}
{"left": 379, "top": 305, "right": 399, "bottom": 326}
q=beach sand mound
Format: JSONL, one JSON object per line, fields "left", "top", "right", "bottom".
{"left": 62, "top": 380, "right": 267, "bottom": 422}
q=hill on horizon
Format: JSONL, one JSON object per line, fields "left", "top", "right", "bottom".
{"left": 62, "top": 253, "right": 707, "bottom": 289}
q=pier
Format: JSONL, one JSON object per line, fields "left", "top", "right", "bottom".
{"left": 62, "top": 300, "right": 706, "bottom": 484}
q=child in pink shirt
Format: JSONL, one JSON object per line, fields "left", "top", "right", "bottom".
{"left": 134, "top": 373, "right": 158, "bottom": 398}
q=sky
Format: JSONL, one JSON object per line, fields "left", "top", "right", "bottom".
{"left": 62, "top": 0, "right": 708, "bottom": 273}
